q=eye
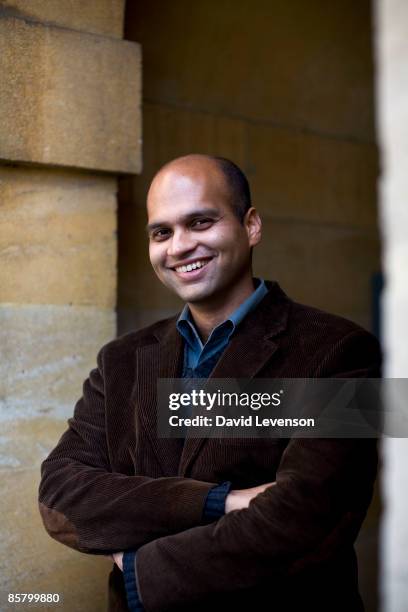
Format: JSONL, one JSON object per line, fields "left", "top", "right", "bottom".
{"left": 151, "top": 228, "right": 171, "bottom": 241}
{"left": 191, "top": 218, "right": 213, "bottom": 230}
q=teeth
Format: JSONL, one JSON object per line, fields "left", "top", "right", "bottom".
{"left": 175, "top": 260, "right": 208, "bottom": 273}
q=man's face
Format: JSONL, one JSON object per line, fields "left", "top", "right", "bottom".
{"left": 147, "top": 165, "right": 257, "bottom": 306}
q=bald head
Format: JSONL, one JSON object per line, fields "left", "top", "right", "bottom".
{"left": 147, "top": 154, "right": 251, "bottom": 223}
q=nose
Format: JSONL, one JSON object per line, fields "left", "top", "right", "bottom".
{"left": 167, "top": 227, "right": 197, "bottom": 260}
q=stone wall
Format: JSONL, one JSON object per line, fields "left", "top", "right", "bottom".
{"left": 0, "top": 1, "right": 141, "bottom": 609}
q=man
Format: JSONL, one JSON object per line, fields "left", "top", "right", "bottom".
{"left": 39, "top": 154, "right": 381, "bottom": 611}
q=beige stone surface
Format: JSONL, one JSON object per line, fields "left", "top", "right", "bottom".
{"left": 0, "top": 167, "right": 117, "bottom": 306}
{"left": 0, "top": 16, "right": 141, "bottom": 173}
{"left": 0, "top": 303, "right": 115, "bottom": 420}
{"left": 0, "top": 0, "right": 125, "bottom": 38}
{"left": 0, "top": 418, "right": 72, "bottom": 470}
{"left": 1, "top": 301, "right": 115, "bottom": 606}
{"left": 0, "top": 5, "right": 129, "bottom": 606}
{"left": 1, "top": 465, "right": 112, "bottom": 611}
{"left": 127, "top": 0, "right": 375, "bottom": 141}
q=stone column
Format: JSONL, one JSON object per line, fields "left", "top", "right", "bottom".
{"left": 0, "top": 1, "right": 141, "bottom": 608}
{"left": 375, "top": 1, "right": 408, "bottom": 610}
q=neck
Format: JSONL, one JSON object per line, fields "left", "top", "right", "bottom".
{"left": 188, "top": 275, "right": 256, "bottom": 342}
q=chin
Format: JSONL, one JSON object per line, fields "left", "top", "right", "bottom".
{"left": 176, "top": 290, "right": 209, "bottom": 303}
{"left": 171, "top": 284, "right": 214, "bottom": 304}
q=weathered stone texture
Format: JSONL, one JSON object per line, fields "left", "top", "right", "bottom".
{"left": 0, "top": 300, "right": 115, "bottom": 606}
{"left": 0, "top": 16, "right": 141, "bottom": 172}
{"left": 0, "top": 0, "right": 125, "bottom": 38}
{"left": 0, "top": 2, "right": 132, "bottom": 607}
{"left": 0, "top": 303, "right": 115, "bottom": 420}
{"left": 0, "top": 167, "right": 117, "bottom": 306}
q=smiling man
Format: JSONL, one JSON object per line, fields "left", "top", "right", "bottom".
{"left": 39, "top": 154, "right": 381, "bottom": 612}
{"left": 147, "top": 155, "right": 262, "bottom": 338}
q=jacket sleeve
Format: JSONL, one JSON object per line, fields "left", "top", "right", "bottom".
{"left": 133, "top": 330, "right": 381, "bottom": 610}
{"left": 38, "top": 352, "right": 217, "bottom": 554}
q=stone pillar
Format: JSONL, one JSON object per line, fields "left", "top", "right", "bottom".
{"left": 0, "top": 1, "right": 141, "bottom": 608}
{"left": 375, "top": 1, "right": 408, "bottom": 610}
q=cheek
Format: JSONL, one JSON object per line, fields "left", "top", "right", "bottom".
{"left": 148, "top": 245, "right": 162, "bottom": 270}
{"left": 206, "top": 228, "right": 231, "bottom": 248}
{"left": 212, "top": 229, "right": 245, "bottom": 255}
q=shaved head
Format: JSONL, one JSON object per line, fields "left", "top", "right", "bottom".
{"left": 148, "top": 154, "right": 251, "bottom": 223}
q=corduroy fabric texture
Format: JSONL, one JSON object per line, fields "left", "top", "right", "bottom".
{"left": 39, "top": 281, "right": 381, "bottom": 611}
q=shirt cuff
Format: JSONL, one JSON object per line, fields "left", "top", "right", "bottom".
{"left": 203, "top": 481, "right": 231, "bottom": 521}
{"left": 123, "top": 551, "right": 144, "bottom": 611}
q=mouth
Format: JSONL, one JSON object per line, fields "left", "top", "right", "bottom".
{"left": 170, "top": 257, "right": 213, "bottom": 280}
{"left": 174, "top": 258, "right": 211, "bottom": 273}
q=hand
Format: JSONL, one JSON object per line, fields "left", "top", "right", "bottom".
{"left": 225, "top": 482, "right": 275, "bottom": 513}
{"left": 112, "top": 551, "right": 124, "bottom": 571}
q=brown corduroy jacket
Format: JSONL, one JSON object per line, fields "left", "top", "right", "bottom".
{"left": 39, "top": 282, "right": 381, "bottom": 611}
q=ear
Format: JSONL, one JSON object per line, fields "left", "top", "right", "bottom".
{"left": 244, "top": 207, "right": 262, "bottom": 247}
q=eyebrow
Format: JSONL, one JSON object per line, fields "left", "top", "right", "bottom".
{"left": 146, "top": 208, "right": 220, "bottom": 233}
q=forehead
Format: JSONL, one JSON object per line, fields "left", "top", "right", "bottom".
{"left": 146, "top": 167, "right": 231, "bottom": 223}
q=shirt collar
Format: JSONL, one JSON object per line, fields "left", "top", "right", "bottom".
{"left": 228, "top": 278, "right": 268, "bottom": 328}
{"left": 176, "top": 279, "right": 268, "bottom": 349}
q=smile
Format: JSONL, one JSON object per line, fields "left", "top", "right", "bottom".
{"left": 174, "top": 259, "right": 211, "bottom": 273}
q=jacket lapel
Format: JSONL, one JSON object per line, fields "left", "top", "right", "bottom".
{"left": 136, "top": 319, "right": 185, "bottom": 476}
{"left": 179, "top": 282, "right": 291, "bottom": 476}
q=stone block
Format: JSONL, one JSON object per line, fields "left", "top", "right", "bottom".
{"left": 0, "top": 167, "right": 117, "bottom": 306}
{"left": 0, "top": 0, "right": 125, "bottom": 37}
{"left": 0, "top": 16, "right": 141, "bottom": 173}
{"left": 0, "top": 418, "right": 70, "bottom": 470}
{"left": 247, "top": 123, "right": 379, "bottom": 229}
{"left": 0, "top": 303, "right": 115, "bottom": 421}
{"left": 253, "top": 217, "right": 380, "bottom": 325}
